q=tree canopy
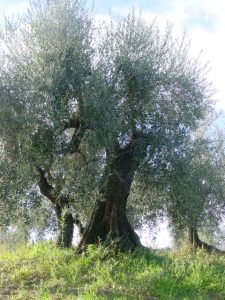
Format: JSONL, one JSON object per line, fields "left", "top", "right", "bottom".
{"left": 0, "top": 0, "right": 222, "bottom": 251}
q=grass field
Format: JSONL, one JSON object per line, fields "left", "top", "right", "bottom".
{"left": 0, "top": 242, "right": 225, "bottom": 299}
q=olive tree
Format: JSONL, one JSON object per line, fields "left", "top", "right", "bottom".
{"left": 0, "top": 0, "right": 96, "bottom": 247}
{"left": 166, "top": 130, "right": 225, "bottom": 251}
{"left": 0, "top": 0, "right": 213, "bottom": 251}
{"left": 78, "top": 15, "right": 213, "bottom": 251}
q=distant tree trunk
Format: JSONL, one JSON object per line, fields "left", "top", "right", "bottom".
{"left": 188, "top": 227, "right": 202, "bottom": 248}
{"left": 188, "top": 226, "right": 221, "bottom": 253}
{"left": 37, "top": 168, "right": 84, "bottom": 248}
{"left": 78, "top": 142, "right": 141, "bottom": 252}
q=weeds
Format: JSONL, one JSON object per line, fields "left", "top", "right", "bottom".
{"left": 0, "top": 243, "right": 225, "bottom": 299}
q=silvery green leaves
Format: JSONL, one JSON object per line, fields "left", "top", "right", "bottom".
{"left": 0, "top": 1, "right": 217, "bottom": 246}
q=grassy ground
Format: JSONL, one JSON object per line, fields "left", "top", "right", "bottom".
{"left": 0, "top": 243, "right": 225, "bottom": 299}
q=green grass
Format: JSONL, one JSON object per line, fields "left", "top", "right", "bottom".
{"left": 0, "top": 243, "right": 225, "bottom": 299}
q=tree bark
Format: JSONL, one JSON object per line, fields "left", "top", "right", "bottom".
{"left": 78, "top": 142, "right": 141, "bottom": 253}
{"left": 55, "top": 199, "right": 74, "bottom": 248}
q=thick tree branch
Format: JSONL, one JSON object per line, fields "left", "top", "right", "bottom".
{"left": 37, "top": 167, "right": 57, "bottom": 204}
{"left": 66, "top": 120, "right": 88, "bottom": 154}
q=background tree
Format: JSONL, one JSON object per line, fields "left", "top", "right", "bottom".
{"left": 0, "top": 0, "right": 97, "bottom": 247}
{"left": 166, "top": 128, "right": 225, "bottom": 251}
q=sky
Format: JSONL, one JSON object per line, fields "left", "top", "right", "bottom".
{"left": 0, "top": 0, "right": 225, "bottom": 247}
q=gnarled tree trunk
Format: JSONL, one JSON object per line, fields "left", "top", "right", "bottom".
{"left": 78, "top": 142, "right": 141, "bottom": 252}
{"left": 38, "top": 168, "right": 84, "bottom": 248}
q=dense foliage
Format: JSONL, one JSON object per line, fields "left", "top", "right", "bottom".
{"left": 0, "top": 0, "right": 224, "bottom": 250}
